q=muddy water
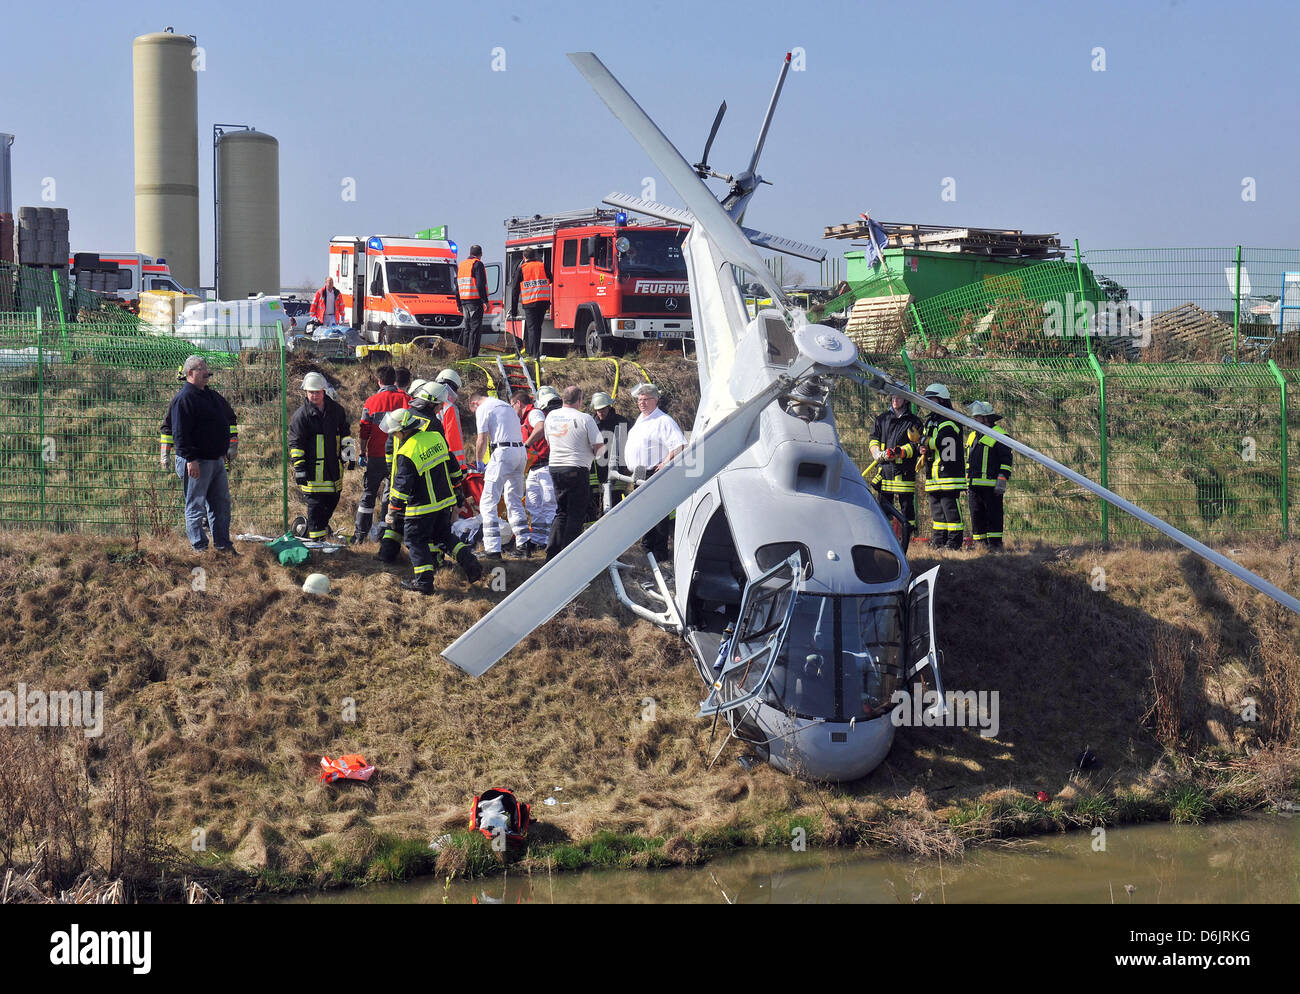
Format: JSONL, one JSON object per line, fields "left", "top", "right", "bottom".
{"left": 272, "top": 815, "right": 1299, "bottom": 904}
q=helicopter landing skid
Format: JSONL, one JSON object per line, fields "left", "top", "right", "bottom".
{"left": 608, "top": 552, "right": 683, "bottom": 633}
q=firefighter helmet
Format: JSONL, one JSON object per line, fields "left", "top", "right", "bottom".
{"left": 967, "top": 400, "right": 994, "bottom": 417}
{"left": 436, "top": 368, "right": 462, "bottom": 392}
{"left": 414, "top": 380, "right": 451, "bottom": 406}
{"left": 386, "top": 408, "right": 427, "bottom": 436}
{"left": 537, "top": 385, "right": 561, "bottom": 408}
{"left": 302, "top": 573, "right": 331, "bottom": 596}
{"left": 302, "top": 372, "right": 328, "bottom": 392}
{"left": 408, "top": 378, "right": 430, "bottom": 397}
{"left": 922, "top": 382, "right": 951, "bottom": 400}
{"left": 590, "top": 391, "right": 614, "bottom": 411}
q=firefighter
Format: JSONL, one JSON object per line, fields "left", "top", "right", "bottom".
{"left": 512, "top": 385, "right": 560, "bottom": 556}
{"left": 964, "top": 400, "right": 1012, "bottom": 551}
{"left": 353, "top": 365, "right": 410, "bottom": 543}
{"left": 456, "top": 244, "right": 489, "bottom": 356}
{"left": 517, "top": 247, "right": 551, "bottom": 357}
{"left": 590, "top": 391, "right": 631, "bottom": 517}
{"left": 376, "top": 380, "right": 443, "bottom": 561}
{"left": 385, "top": 408, "right": 481, "bottom": 594}
{"left": 289, "top": 371, "right": 354, "bottom": 540}
{"left": 868, "top": 394, "right": 922, "bottom": 540}
{"left": 921, "top": 383, "right": 966, "bottom": 550}
{"left": 435, "top": 368, "right": 466, "bottom": 466}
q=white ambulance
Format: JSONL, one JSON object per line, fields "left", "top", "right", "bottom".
{"left": 327, "top": 235, "right": 499, "bottom": 345}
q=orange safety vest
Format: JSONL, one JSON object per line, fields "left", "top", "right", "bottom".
{"left": 457, "top": 258, "right": 480, "bottom": 300}
{"left": 519, "top": 260, "right": 551, "bottom": 306}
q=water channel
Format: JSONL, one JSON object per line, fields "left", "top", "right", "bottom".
{"left": 271, "top": 814, "right": 1299, "bottom": 904}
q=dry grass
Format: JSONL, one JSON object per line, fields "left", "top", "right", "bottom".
{"left": 0, "top": 526, "right": 1295, "bottom": 892}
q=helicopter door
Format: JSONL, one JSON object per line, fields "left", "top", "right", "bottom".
{"left": 696, "top": 554, "right": 803, "bottom": 718}
{"left": 906, "top": 566, "right": 946, "bottom": 718}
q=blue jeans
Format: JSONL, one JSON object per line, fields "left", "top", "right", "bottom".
{"left": 176, "top": 456, "right": 232, "bottom": 550}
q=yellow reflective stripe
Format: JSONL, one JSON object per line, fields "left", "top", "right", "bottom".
{"left": 289, "top": 448, "right": 305, "bottom": 458}
{"left": 316, "top": 435, "right": 325, "bottom": 483}
{"left": 970, "top": 478, "right": 999, "bottom": 487}
{"left": 390, "top": 486, "right": 411, "bottom": 501}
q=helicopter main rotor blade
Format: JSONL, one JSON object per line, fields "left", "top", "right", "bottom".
{"left": 441, "top": 376, "right": 790, "bottom": 677}
{"left": 745, "top": 52, "right": 793, "bottom": 183}
{"left": 868, "top": 369, "right": 1300, "bottom": 615}
{"left": 567, "top": 52, "right": 787, "bottom": 307}
{"left": 697, "top": 99, "right": 726, "bottom": 175}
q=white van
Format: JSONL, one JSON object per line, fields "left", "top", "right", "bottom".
{"left": 173, "top": 296, "right": 289, "bottom": 351}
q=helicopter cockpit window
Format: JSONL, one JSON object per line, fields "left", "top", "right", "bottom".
{"left": 762, "top": 593, "right": 906, "bottom": 721}
{"left": 851, "top": 545, "right": 901, "bottom": 583}
{"left": 842, "top": 596, "right": 904, "bottom": 718}
{"left": 755, "top": 542, "right": 812, "bottom": 579}
{"left": 762, "top": 314, "right": 797, "bottom": 367}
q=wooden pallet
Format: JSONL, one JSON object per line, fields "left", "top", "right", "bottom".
{"left": 846, "top": 293, "right": 913, "bottom": 353}
{"left": 823, "top": 220, "right": 1063, "bottom": 259}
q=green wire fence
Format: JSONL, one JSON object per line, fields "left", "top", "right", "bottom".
{"left": 0, "top": 264, "right": 290, "bottom": 537}
{"left": 0, "top": 252, "right": 1297, "bottom": 544}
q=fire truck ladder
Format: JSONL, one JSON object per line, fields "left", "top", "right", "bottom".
{"left": 494, "top": 355, "right": 536, "bottom": 399}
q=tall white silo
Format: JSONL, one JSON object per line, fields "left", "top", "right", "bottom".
{"left": 133, "top": 29, "right": 199, "bottom": 290}
{"left": 216, "top": 129, "right": 280, "bottom": 301}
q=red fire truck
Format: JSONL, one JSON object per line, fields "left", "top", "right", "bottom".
{"left": 503, "top": 208, "right": 692, "bottom": 356}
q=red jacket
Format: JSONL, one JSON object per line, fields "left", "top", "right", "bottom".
{"left": 358, "top": 385, "right": 410, "bottom": 458}
{"left": 311, "top": 284, "right": 345, "bottom": 324}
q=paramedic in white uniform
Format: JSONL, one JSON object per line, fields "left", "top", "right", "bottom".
{"left": 468, "top": 388, "right": 530, "bottom": 559}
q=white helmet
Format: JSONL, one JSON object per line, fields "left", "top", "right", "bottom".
{"left": 302, "top": 372, "right": 328, "bottom": 392}
{"left": 967, "top": 400, "right": 995, "bottom": 417}
{"left": 384, "top": 408, "right": 428, "bottom": 435}
{"left": 537, "top": 385, "right": 561, "bottom": 408}
{"left": 923, "top": 382, "right": 951, "bottom": 400}
{"left": 590, "top": 391, "right": 614, "bottom": 411}
{"left": 436, "top": 368, "right": 462, "bottom": 392}
{"left": 408, "top": 378, "right": 430, "bottom": 397}
{"left": 302, "top": 573, "right": 331, "bottom": 596}
{"left": 414, "top": 380, "right": 451, "bottom": 405}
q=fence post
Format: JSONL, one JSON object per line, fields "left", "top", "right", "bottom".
{"left": 908, "top": 301, "right": 929, "bottom": 347}
{"left": 1233, "top": 245, "right": 1242, "bottom": 364}
{"left": 51, "top": 268, "right": 66, "bottom": 332}
{"left": 1268, "top": 359, "right": 1288, "bottom": 539}
{"left": 37, "top": 306, "right": 46, "bottom": 528}
{"left": 1088, "top": 353, "right": 1108, "bottom": 543}
{"left": 1074, "top": 239, "right": 1093, "bottom": 357}
{"left": 278, "top": 319, "right": 289, "bottom": 533}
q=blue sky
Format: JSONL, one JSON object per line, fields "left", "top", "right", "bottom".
{"left": 3, "top": 0, "right": 1295, "bottom": 288}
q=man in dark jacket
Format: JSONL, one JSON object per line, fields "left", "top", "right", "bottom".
{"left": 289, "top": 371, "right": 354, "bottom": 540}
{"left": 921, "top": 383, "right": 966, "bottom": 550}
{"left": 167, "top": 355, "right": 239, "bottom": 552}
{"left": 456, "top": 244, "right": 489, "bottom": 356}
{"left": 868, "top": 395, "right": 923, "bottom": 541}
{"left": 589, "top": 391, "right": 631, "bottom": 518}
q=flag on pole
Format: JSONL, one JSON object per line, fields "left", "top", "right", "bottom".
{"left": 859, "top": 212, "right": 890, "bottom": 269}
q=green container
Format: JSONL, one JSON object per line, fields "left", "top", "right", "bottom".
{"left": 845, "top": 247, "right": 1084, "bottom": 304}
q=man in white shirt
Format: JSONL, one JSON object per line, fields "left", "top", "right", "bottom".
{"left": 624, "top": 382, "right": 686, "bottom": 562}
{"left": 468, "top": 388, "right": 530, "bottom": 559}
{"left": 544, "top": 385, "right": 605, "bottom": 560}
{"left": 511, "top": 385, "right": 560, "bottom": 557}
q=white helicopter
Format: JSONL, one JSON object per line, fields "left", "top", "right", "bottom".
{"left": 443, "top": 52, "right": 1300, "bottom": 782}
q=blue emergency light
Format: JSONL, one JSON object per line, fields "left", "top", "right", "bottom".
{"left": 448, "top": 240, "right": 458, "bottom": 256}
{"left": 615, "top": 212, "right": 627, "bottom": 226}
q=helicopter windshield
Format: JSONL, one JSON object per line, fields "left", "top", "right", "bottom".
{"left": 743, "top": 593, "right": 904, "bottom": 720}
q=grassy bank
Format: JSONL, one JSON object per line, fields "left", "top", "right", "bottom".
{"left": 0, "top": 528, "right": 1295, "bottom": 901}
